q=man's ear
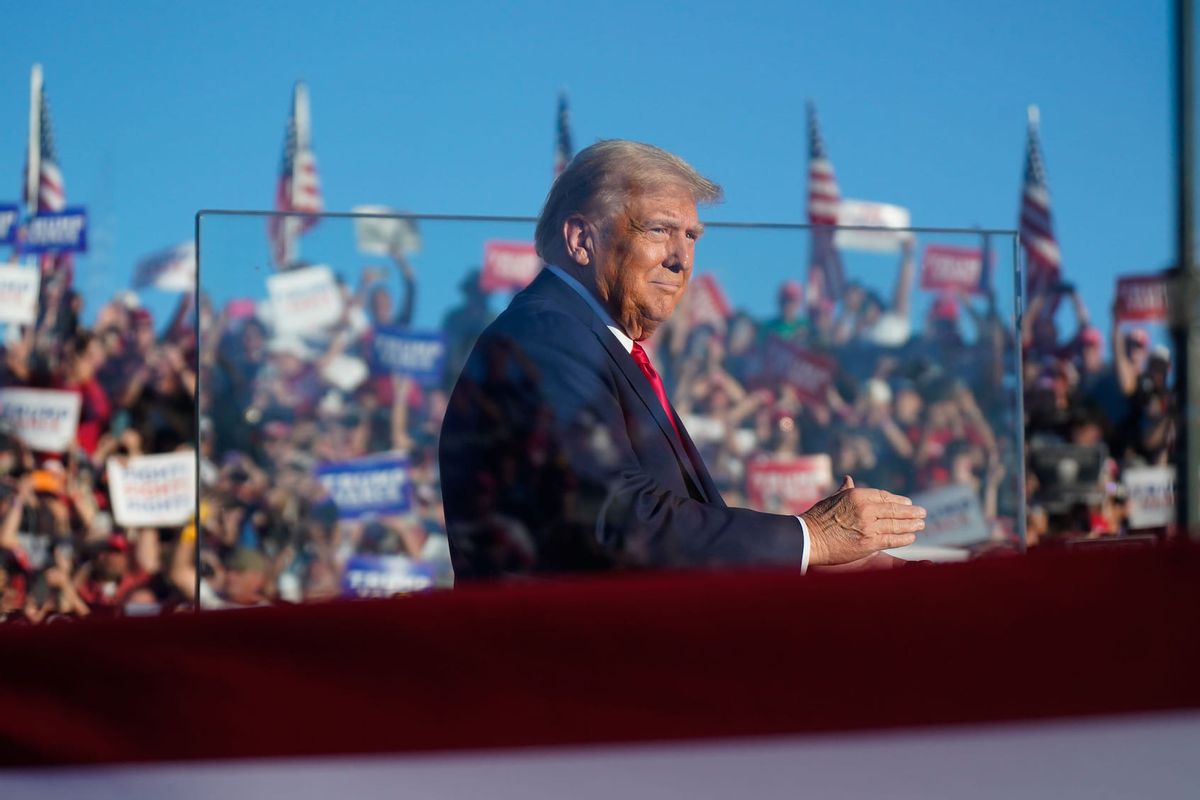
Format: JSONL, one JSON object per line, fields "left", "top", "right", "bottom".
{"left": 562, "top": 215, "right": 595, "bottom": 267}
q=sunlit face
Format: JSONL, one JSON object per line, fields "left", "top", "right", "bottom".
{"left": 591, "top": 187, "right": 703, "bottom": 341}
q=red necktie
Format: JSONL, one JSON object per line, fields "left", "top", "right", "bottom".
{"left": 630, "top": 342, "right": 683, "bottom": 442}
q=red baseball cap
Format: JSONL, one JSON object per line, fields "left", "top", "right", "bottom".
{"left": 1126, "top": 328, "right": 1149, "bottom": 347}
{"left": 103, "top": 533, "right": 130, "bottom": 553}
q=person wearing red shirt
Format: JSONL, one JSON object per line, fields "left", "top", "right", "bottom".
{"left": 53, "top": 331, "right": 111, "bottom": 456}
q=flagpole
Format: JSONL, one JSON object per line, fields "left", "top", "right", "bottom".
{"left": 1171, "top": 0, "right": 1199, "bottom": 539}
{"left": 26, "top": 64, "right": 41, "bottom": 214}
{"left": 291, "top": 81, "right": 311, "bottom": 267}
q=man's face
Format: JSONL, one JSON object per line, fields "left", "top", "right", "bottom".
{"left": 591, "top": 187, "right": 702, "bottom": 341}
{"left": 135, "top": 322, "right": 155, "bottom": 351}
{"left": 226, "top": 567, "right": 266, "bottom": 604}
{"left": 96, "top": 550, "right": 128, "bottom": 581}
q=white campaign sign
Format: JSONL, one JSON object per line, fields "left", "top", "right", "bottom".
{"left": 0, "top": 265, "right": 40, "bottom": 325}
{"left": 107, "top": 451, "right": 197, "bottom": 528}
{"left": 267, "top": 265, "right": 344, "bottom": 333}
{"left": 834, "top": 199, "right": 913, "bottom": 253}
{"left": 0, "top": 388, "right": 81, "bottom": 452}
{"left": 352, "top": 206, "right": 422, "bottom": 256}
{"left": 1124, "top": 466, "right": 1175, "bottom": 529}
{"left": 900, "top": 483, "right": 990, "bottom": 549}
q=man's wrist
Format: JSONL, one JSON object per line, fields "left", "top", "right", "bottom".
{"left": 799, "top": 511, "right": 827, "bottom": 567}
{"left": 794, "top": 515, "right": 811, "bottom": 574}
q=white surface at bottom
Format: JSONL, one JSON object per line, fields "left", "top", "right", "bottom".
{"left": 2, "top": 711, "right": 1197, "bottom": 799}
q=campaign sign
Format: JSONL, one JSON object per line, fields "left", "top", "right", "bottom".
{"left": 686, "top": 273, "right": 732, "bottom": 330}
{"left": 341, "top": 554, "right": 436, "bottom": 598}
{"left": 316, "top": 453, "right": 412, "bottom": 520}
{"left": 267, "top": 264, "right": 344, "bottom": 334}
{"left": 0, "top": 388, "right": 81, "bottom": 453}
{"left": 106, "top": 451, "right": 197, "bottom": 528}
{"left": 921, "top": 244, "right": 985, "bottom": 295}
{"left": 746, "top": 455, "right": 833, "bottom": 515}
{"left": 0, "top": 204, "right": 19, "bottom": 245}
{"left": 1115, "top": 274, "right": 1168, "bottom": 322}
{"left": 351, "top": 205, "right": 422, "bottom": 256}
{"left": 749, "top": 337, "right": 835, "bottom": 404}
{"left": 373, "top": 327, "right": 446, "bottom": 384}
{"left": 904, "top": 483, "right": 990, "bottom": 549}
{"left": 0, "top": 266, "right": 40, "bottom": 325}
{"left": 481, "top": 240, "right": 542, "bottom": 293}
{"left": 1124, "top": 466, "right": 1175, "bottom": 529}
{"left": 22, "top": 207, "right": 88, "bottom": 254}
{"left": 834, "top": 199, "right": 913, "bottom": 253}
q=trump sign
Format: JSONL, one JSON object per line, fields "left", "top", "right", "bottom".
{"left": 23, "top": 207, "right": 88, "bottom": 254}
{"left": 373, "top": 328, "right": 447, "bottom": 385}
{"left": 481, "top": 240, "right": 542, "bottom": 293}
{"left": 315, "top": 452, "right": 412, "bottom": 520}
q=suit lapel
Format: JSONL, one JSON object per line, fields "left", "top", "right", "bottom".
{"left": 585, "top": 314, "right": 712, "bottom": 504}
{"left": 524, "top": 270, "right": 712, "bottom": 502}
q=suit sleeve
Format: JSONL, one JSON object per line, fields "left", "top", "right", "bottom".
{"left": 446, "top": 311, "right": 806, "bottom": 571}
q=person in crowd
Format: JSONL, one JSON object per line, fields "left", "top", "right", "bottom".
{"left": 440, "top": 269, "right": 494, "bottom": 390}
{"left": 360, "top": 248, "right": 417, "bottom": 329}
{"left": 761, "top": 280, "right": 809, "bottom": 342}
{"left": 834, "top": 239, "right": 914, "bottom": 350}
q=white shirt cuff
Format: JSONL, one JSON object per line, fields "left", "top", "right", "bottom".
{"left": 795, "top": 515, "right": 811, "bottom": 574}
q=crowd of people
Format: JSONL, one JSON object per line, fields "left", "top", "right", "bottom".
{"left": 1021, "top": 285, "right": 1176, "bottom": 543}
{"left": 0, "top": 231, "right": 1177, "bottom": 622}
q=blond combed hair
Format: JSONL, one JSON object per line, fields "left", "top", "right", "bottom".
{"left": 534, "top": 140, "right": 723, "bottom": 264}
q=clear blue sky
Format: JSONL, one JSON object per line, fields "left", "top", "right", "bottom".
{"left": 0, "top": 0, "right": 1180, "bottom": 340}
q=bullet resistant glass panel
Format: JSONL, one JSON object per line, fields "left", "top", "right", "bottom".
{"left": 195, "top": 211, "right": 1024, "bottom": 606}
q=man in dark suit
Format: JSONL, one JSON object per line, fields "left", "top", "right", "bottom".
{"left": 440, "top": 140, "right": 925, "bottom": 579}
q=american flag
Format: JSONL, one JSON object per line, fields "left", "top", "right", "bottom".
{"left": 805, "top": 101, "right": 845, "bottom": 304}
{"left": 24, "top": 64, "right": 73, "bottom": 292}
{"left": 1019, "top": 105, "right": 1062, "bottom": 307}
{"left": 268, "top": 81, "right": 323, "bottom": 268}
{"left": 24, "top": 66, "right": 65, "bottom": 213}
{"left": 554, "top": 91, "right": 573, "bottom": 176}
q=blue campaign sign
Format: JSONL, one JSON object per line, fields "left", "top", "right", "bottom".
{"left": 373, "top": 327, "right": 446, "bottom": 384}
{"left": 341, "top": 555, "right": 436, "bottom": 598}
{"left": 315, "top": 452, "right": 411, "bottom": 520}
{"left": 23, "top": 207, "right": 88, "bottom": 253}
{"left": 0, "top": 205, "right": 18, "bottom": 245}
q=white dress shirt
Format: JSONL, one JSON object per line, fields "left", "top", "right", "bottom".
{"left": 544, "top": 266, "right": 810, "bottom": 573}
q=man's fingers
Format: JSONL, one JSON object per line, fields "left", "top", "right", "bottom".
{"left": 883, "top": 515, "right": 925, "bottom": 536}
{"left": 840, "top": 474, "right": 855, "bottom": 491}
{"left": 872, "top": 488, "right": 913, "bottom": 505}
{"left": 863, "top": 502, "right": 927, "bottom": 523}
{"left": 879, "top": 532, "right": 918, "bottom": 550}
{"left": 882, "top": 503, "right": 926, "bottom": 520}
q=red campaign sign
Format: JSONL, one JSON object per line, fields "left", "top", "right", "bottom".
{"left": 1115, "top": 274, "right": 1169, "bottom": 322}
{"left": 921, "top": 244, "right": 985, "bottom": 295}
{"left": 746, "top": 455, "right": 833, "bottom": 515}
{"left": 481, "top": 240, "right": 542, "bottom": 293}
{"left": 686, "top": 273, "right": 732, "bottom": 330}
{"left": 752, "top": 337, "right": 835, "bottom": 404}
